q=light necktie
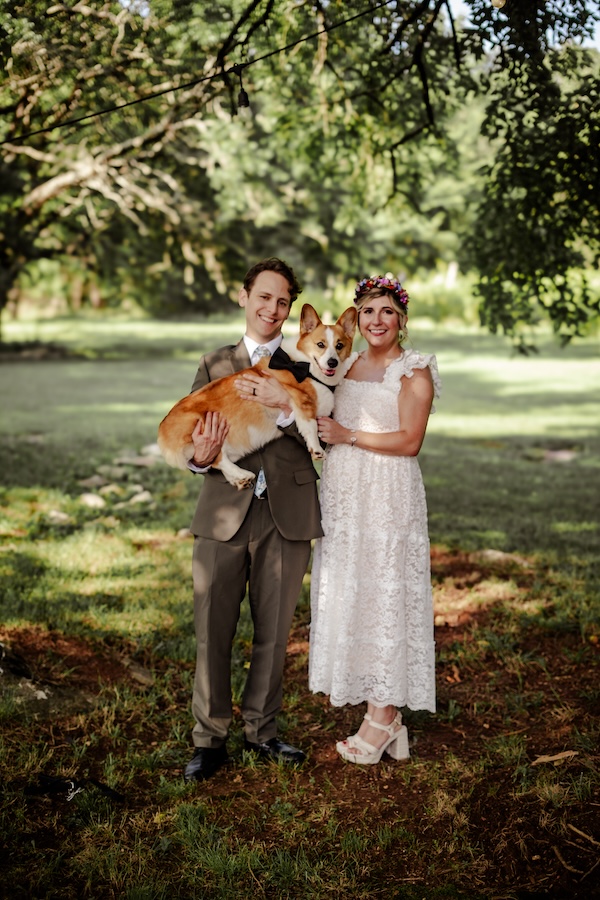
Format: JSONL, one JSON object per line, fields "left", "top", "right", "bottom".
{"left": 251, "top": 345, "right": 272, "bottom": 496}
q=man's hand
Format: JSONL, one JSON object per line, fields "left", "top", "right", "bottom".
{"left": 235, "top": 373, "right": 292, "bottom": 417}
{"left": 191, "top": 411, "right": 229, "bottom": 467}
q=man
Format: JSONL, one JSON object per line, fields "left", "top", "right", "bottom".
{"left": 183, "top": 257, "right": 323, "bottom": 783}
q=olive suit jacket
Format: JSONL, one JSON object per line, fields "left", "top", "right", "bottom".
{"left": 188, "top": 340, "right": 324, "bottom": 542}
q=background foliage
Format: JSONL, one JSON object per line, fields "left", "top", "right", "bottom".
{"left": 1, "top": 0, "right": 599, "bottom": 343}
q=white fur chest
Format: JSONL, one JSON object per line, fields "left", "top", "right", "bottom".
{"left": 313, "top": 381, "right": 336, "bottom": 417}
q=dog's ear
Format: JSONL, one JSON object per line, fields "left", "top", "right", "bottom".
{"left": 300, "top": 304, "right": 322, "bottom": 335}
{"left": 337, "top": 307, "right": 358, "bottom": 338}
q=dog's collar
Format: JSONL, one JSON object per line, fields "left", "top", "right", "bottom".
{"left": 268, "top": 347, "right": 310, "bottom": 381}
{"left": 269, "top": 347, "right": 335, "bottom": 393}
{"left": 268, "top": 348, "right": 337, "bottom": 392}
{"left": 308, "top": 372, "right": 336, "bottom": 393}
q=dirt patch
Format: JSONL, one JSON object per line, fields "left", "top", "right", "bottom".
{"left": 0, "top": 625, "right": 131, "bottom": 716}
{"left": 0, "top": 625, "right": 128, "bottom": 686}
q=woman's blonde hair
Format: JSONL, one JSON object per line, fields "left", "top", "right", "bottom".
{"left": 355, "top": 287, "right": 408, "bottom": 321}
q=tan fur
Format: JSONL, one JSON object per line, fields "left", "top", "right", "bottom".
{"left": 157, "top": 304, "right": 357, "bottom": 489}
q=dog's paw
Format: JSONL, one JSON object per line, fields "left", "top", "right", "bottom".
{"left": 310, "top": 448, "right": 326, "bottom": 460}
{"left": 233, "top": 475, "right": 256, "bottom": 490}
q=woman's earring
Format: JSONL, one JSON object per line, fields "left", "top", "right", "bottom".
{"left": 398, "top": 328, "right": 406, "bottom": 344}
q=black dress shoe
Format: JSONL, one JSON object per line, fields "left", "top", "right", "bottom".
{"left": 244, "top": 737, "right": 306, "bottom": 765}
{"left": 184, "top": 745, "right": 228, "bottom": 783}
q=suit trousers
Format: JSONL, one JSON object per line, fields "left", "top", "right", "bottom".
{"left": 191, "top": 493, "right": 311, "bottom": 748}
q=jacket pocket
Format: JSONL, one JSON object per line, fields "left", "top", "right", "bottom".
{"left": 294, "top": 467, "right": 319, "bottom": 485}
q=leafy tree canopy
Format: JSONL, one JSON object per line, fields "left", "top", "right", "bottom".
{"left": 0, "top": 0, "right": 598, "bottom": 343}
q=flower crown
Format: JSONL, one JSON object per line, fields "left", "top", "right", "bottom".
{"left": 354, "top": 275, "right": 409, "bottom": 310}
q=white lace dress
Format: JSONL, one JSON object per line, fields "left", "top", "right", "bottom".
{"left": 309, "top": 349, "right": 441, "bottom": 712}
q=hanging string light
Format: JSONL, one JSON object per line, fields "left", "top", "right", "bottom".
{"left": 236, "top": 67, "right": 251, "bottom": 117}
{"left": 491, "top": 0, "right": 507, "bottom": 8}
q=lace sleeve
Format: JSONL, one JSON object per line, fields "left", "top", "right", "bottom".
{"left": 388, "top": 350, "right": 442, "bottom": 411}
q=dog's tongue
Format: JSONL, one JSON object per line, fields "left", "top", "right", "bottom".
{"left": 323, "top": 368, "right": 336, "bottom": 377}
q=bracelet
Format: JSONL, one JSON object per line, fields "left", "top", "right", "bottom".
{"left": 350, "top": 431, "right": 357, "bottom": 447}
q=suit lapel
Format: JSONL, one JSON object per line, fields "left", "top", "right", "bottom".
{"left": 231, "top": 340, "right": 251, "bottom": 373}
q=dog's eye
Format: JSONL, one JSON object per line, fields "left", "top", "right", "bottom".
{"left": 317, "top": 341, "right": 326, "bottom": 348}
{"left": 335, "top": 342, "right": 344, "bottom": 350}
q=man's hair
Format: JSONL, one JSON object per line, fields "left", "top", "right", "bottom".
{"left": 243, "top": 257, "right": 303, "bottom": 304}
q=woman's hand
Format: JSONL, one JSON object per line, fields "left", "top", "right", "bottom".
{"left": 235, "top": 373, "right": 292, "bottom": 416}
{"left": 316, "top": 416, "right": 352, "bottom": 446}
{"left": 191, "top": 411, "right": 229, "bottom": 466}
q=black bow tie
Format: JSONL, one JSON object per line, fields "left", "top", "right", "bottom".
{"left": 268, "top": 347, "right": 311, "bottom": 383}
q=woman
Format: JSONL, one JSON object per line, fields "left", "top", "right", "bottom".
{"left": 309, "top": 275, "right": 441, "bottom": 764}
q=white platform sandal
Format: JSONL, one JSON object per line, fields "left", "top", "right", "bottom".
{"left": 336, "top": 713, "right": 410, "bottom": 765}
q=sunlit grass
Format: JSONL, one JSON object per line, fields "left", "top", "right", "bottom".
{"left": 3, "top": 314, "right": 600, "bottom": 448}
{"left": 2, "top": 309, "right": 245, "bottom": 359}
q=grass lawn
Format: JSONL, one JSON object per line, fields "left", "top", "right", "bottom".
{"left": 0, "top": 314, "right": 599, "bottom": 899}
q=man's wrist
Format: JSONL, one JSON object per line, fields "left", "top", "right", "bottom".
{"left": 189, "top": 454, "right": 212, "bottom": 471}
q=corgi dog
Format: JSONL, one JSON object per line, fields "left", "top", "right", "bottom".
{"left": 157, "top": 303, "right": 357, "bottom": 489}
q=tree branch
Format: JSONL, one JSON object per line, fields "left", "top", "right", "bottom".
{"left": 215, "top": 0, "right": 274, "bottom": 70}
{"left": 443, "top": 0, "right": 462, "bottom": 70}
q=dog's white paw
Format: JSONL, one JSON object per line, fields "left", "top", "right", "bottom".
{"left": 233, "top": 475, "right": 256, "bottom": 490}
{"left": 310, "top": 448, "right": 326, "bottom": 460}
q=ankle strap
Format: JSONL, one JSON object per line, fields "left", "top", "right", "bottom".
{"left": 364, "top": 712, "right": 402, "bottom": 733}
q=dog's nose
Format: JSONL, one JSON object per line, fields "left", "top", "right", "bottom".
{"left": 327, "top": 359, "right": 338, "bottom": 368}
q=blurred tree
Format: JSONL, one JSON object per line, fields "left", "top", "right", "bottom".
{"left": 0, "top": 0, "right": 232, "bottom": 326}
{"left": 0, "top": 0, "right": 598, "bottom": 342}
{"left": 463, "top": 31, "right": 600, "bottom": 343}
